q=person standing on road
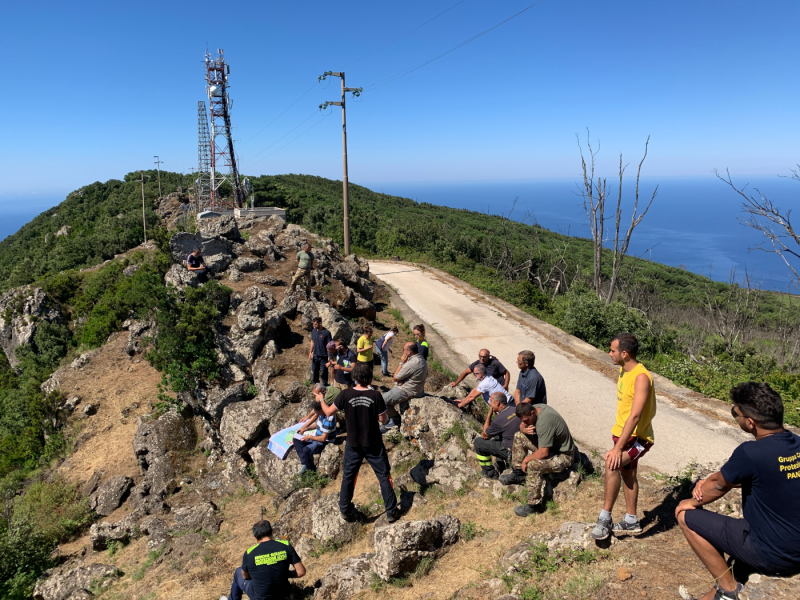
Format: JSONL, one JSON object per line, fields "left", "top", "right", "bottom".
{"left": 289, "top": 241, "right": 314, "bottom": 298}
{"left": 375, "top": 327, "right": 399, "bottom": 377}
{"left": 514, "top": 350, "right": 547, "bottom": 405}
{"left": 474, "top": 392, "right": 520, "bottom": 479}
{"left": 329, "top": 339, "right": 356, "bottom": 391}
{"left": 321, "top": 363, "right": 400, "bottom": 524}
{"left": 675, "top": 382, "right": 800, "bottom": 600}
{"left": 222, "top": 519, "right": 305, "bottom": 600}
{"left": 501, "top": 402, "right": 577, "bottom": 517}
{"left": 413, "top": 324, "right": 430, "bottom": 360}
{"left": 381, "top": 342, "right": 428, "bottom": 432}
{"left": 456, "top": 364, "right": 512, "bottom": 408}
{"left": 308, "top": 317, "right": 332, "bottom": 386}
{"left": 591, "top": 333, "right": 657, "bottom": 540}
{"left": 450, "top": 349, "right": 510, "bottom": 390}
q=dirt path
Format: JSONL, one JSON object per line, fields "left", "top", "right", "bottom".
{"left": 371, "top": 262, "right": 749, "bottom": 474}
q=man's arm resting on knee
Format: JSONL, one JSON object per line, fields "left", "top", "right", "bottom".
{"left": 242, "top": 567, "right": 251, "bottom": 580}
{"left": 606, "top": 373, "right": 649, "bottom": 470}
{"left": 289, "top": 562, "right": 306, "bottom": 578}
{"left": 521, "top": 447, "right": 549, "bottom": 472}
{"left": 676, "top": 471, "right": 734, "bottom": 518}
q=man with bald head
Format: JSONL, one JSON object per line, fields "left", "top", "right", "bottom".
{"left": 450, "top": 349, "right": 509, "bottom": 390}
{"left": 381, "top": 342, "right": 428, "bottom": 432}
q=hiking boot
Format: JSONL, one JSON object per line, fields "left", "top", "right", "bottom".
{"left": 340, "top": 505, "right": 362, "bottom": 523}
{"left": 298, "top": 465, "right": 308, "bottom": 475}
{"left": 499, "top": 468, "right": 526, "bottom": 485}
{"left": 590, "top": 515, "right": 613, "bottom": 540}
{"left": 481, "top": 465, "right": 500, "bottom": 480}
{"left": 514, "top": 503, "right": 544, "bottom": 517}
{"left": 494, "top": 458, "right": 508, "bottom": 474}
{"left": 713, "top": 583, "right": 743, "bottom": 600}
{"left": 398, "top": 401, "right": 410, "bottom": 415}
{"left": 612, "top": 518, "right": 642, "bottom": 534}
{"left": 386, "top": 509, "right": 401, "bottom": 524}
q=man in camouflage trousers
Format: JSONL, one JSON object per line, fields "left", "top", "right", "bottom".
{"left": 501, "top": 402, "right": 577, "bottom": 517}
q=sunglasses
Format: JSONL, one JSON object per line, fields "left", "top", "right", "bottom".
{"left": 731, "top": 405, "right": 743, "bottom": 420}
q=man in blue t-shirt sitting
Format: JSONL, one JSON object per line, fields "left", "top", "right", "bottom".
{"left": 222, "top": 519, "right": 305, "bottom": 600}
{"left": 676, "top": 382, "right": 800, "bottom": 600}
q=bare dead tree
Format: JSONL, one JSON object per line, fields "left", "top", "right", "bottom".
{"left": 577, "top": 130, "right": 658, "bottom": 304}
{"left": 699, "top": 266, "right": 761, "bottom": 359}
{"left": 715, "top": 167, "right": 800, "bottom": 289}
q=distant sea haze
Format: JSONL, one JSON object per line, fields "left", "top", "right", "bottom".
{"left": 1, "top": 177, "right": 796, "bottom": 293}
{"left": 362, "top": 176, "right": 798, "bottom": 293}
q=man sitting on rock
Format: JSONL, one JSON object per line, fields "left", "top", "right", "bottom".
{"left": 381, "top": 342, "right": 428, "bottom": 433}
{"left": 293, "top": 400, "right": 337, "bottom": 474}
{"left": 289, "top": 241, "right": 314, "bottom": 298}
{"left": 675, "top": 382, "right": 800, "bottom": 600}
{"left": 501, "top": 402, "right": 577, "bottom": 517}
{"left": 321, "top": 362, "right": 400, "bottom": 523}
{"left": 514, "top": 350, "right": 547, "bottom": 405}
{"left": 450, "top": 348, "right": 510, "bottom": 390}
{"left": 329, "top": 339, "right": 356, "bottom": 391}
{"left": 474, "top": 391, "right": 521, "bottom": 479}
{"left": 222, "top": 519, "right": 305, "bottom": 600}
{"left": 186, "top": 247, "right": 209, "bottom": 283}
{"left": 456, "top": 363, "right": 512, "bottom": 409}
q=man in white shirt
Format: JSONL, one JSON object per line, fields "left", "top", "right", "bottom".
{"left": 457, "top": 364, "right": 512, "bottom": 408}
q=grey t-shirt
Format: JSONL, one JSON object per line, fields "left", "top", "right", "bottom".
{"left": 297, "top": 250, "right": 313, "bottom": 270}
{"left": 533, "top": 404, "right": 575, "bottom": 455}
{"left": 394, "top": 354, "right": 428, "bottom": 398}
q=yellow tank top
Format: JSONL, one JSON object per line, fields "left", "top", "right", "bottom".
{"left": 612, "top": 362, "right": 656, "bottom": 443}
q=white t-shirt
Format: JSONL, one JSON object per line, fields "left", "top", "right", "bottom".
{"left": 377, "top": 331, "right": 395, "bottom": 353}
{"left": 477, "top": 376, "right": 512, "bottom": 405}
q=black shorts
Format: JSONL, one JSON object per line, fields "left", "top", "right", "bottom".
{"left": 683, "top": 509, "right": 796, "bottom": 576}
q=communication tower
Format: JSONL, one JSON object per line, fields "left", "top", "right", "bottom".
{"left": 196, "top": 101, "right": 212, "bottom": 210}
{"left": 205, "top": 49, "right": 243, "bottom": 208}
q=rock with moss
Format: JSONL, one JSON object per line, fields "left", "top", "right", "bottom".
{"left": 248, "top": 437, "right": 304, "bottom": 498}
{"left": 371, "top": 515, "right": 460, "bottom": 580}
{"left": 220, "top": 391, "right": 286, "bottom": 456}
{"left": 89, "top": 475, "right": 134, "bottom": 517}
{"left": 399, "top": 396, "right": 479, "bottom": 459}
{"left": 0, "top": 286, "right": 63, "bottom": 368}
{"left": 171, "top": 501, "right": 222, "bottom": 535}
{"left": 33, "top": 560, "right": 120, "bottom": 600}
{"left": 311, "top": 493, "right": 362, "bottom": 544}
{"left": 313, "top": 553, "right": 376, "bottom": 600}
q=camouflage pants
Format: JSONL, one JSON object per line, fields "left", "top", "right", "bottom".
{"left": 290, "top": 268, "right": 312, "bottom": 294}
{"left": 511, "top": 432, "right": 574, "bottom": 505}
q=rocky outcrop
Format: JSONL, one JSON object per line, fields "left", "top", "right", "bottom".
{"left": 0, "top": 286, "right": 63, "bottom": 368}
{"left": 235, "top": 256, "right": 266, "bottom": 273}
{"left": 132, "top": 409, "right": 196, "bottom": 499}
{"left": 335, "top": 286, "right": 376, "bottom": 320}
{"left": 400, "top": 396, "right": 479, "bottom": 459}
{"left": 89, "top": 510, "right": 143, "bottom": 550}
{"left": 311, "top": 493, "right": 362, "bottom": 544}
{"left": 248, "top": 437, "right": 304, "bottom": 498}
{"left": 89, "top": 475, "right": 133, "bottom": 517}
{"left": 410, "top": 459, "right": 476, "bottom": 493}
{"left": 220, "top": 391, "right": 286, "bottom": 456}
{"left": 313, "top": 553, "right": 375, "bottom": 600}
{"left": 138, "top": 515, "right": 170, "bottom": 551}
{"left": 33, "top": 561, "right": 120, "bottom": 600}
{"left": 169, "top": 232, "right": 234, "bottom": 273}
{"left": 171, "top": 501, "right": 222, "bottom": 535}
{"left": 125, "top": 318, "right": 154, "bottom": 356}
{"left": 317, "top": 443, "right": 343, "bottom": 479}
{"left": 237, "top": 286, "right": 276, "bottom": 331}
{"left": 195, "top": 215, "right": 242, "bottom": 242}
{"left": 310, "top": 302, "right": 352, "bottom": 343}
{"left": 372, "top": 515, "right": 460, "bottom": 580}
{"left": 164, "top": 263, "right": 200, "bottom": 290}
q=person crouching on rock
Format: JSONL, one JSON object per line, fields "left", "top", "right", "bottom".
{"left": 321, "top": 362, "right": 400, "bottom": 524}
{"left": 187, "top": 247, "right": 209, "bottom": 283}
{"left": 501, "top": 402, "right": 577, "bottom": 517}
{"left": 293, "top": 398, "right": 337, "bottom": 475}
{"left": 222, "top": 519, "right": 305, "bottom": 600}
{"left": 474, "top": 391, "right": 520, "bottom": 479}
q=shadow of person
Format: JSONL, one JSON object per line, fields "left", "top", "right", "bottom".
{"left": 633, "top": 479, "right": 695, "bottom": 540}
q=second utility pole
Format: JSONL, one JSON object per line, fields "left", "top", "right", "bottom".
{"left": 319, "top": 71, "right": 362, "bottom": 255}
{"left": 154, "top": 156, "right": 163, "bottom": 198}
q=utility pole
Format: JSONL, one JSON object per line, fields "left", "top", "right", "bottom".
{"left": 154, "top": 156, "right": 163, "bottom": 198}
{"left": 138, "top": 171, "right": 149, "bottom": 244}
{"left": 319, "top": 71, "right": 362, "bottom": 255}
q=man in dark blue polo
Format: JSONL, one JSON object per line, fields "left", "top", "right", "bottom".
{"left": 308, "top": 317, "right": 332, "bottom": 385}
{"left": 514, "top": 350, "right": 547, "bottom": 406}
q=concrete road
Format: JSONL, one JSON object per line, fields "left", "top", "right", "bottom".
{"left": 371, "top": 262, "right": 749, "bottom": 474}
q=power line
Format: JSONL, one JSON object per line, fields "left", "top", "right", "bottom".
{"left": 343, "top": 0, "right": 469, "bottom": 68}
{"left": 366, "top": 0, "right": 550, "bottom": 91}
{"left": 242, "top": 111, "right": 332, "bottom": 171}
{"left": 239, "top": 81, "right": 319, "bottom": 147}
{"left": 240, "top": 109, "right": 320, "bottom": 168}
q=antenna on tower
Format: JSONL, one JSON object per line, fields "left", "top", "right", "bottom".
{"left": 197, "top": 101, "right": 212, "bottom": 211}
{"left": 205, "top": 48, "right": 243, "bottom": 209}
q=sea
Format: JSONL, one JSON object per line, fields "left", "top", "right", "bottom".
{"left": 361, "top": 176, "right": 799, "bottom": 293}
{"left": 1, "top": 177, "right": 797, "bottom": 292}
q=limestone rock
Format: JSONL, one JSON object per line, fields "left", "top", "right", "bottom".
{"left": 89, "top": 510, "right": 143, "bottom": 551}
{"left": 195, "top": 383, "right": 248, "bottom": 424}
{"left": 410, "top": 459, "right": 475, "bottom": 493}
{"left": 227, "top": 267, "right": 243, "bottom": 282}
{"left": 313, "top": 302, "right": 352, "bottom": 344}
{"left": 138, "top": 515, "right": 170, "bottom": 551}
{"left": 220, "top": 392, "right": 286, "bottom": 456}
{"left": 82, "top": 403, "right": 98, "bottom": 417}
{"left": 122, "top": 263, "right": 140, "bottom": 277}
{"left": 313, "top": 553, "right": 375, "bottom": 600}
{"left": 125, "top": 318, "right": 154, "bottom": 356}
{"left": 249, "top": 438, "right": 304, "bottom": 498}
{"left": 268, "top": 400, "right": 314, "bottom": 437}
{"left": 277, "top": 293, "right": 298, "bottom": 318}
{"left": 311, "top": 493, "right": 361, "bottom": 544}
{"left": 400, "top": 396, "right": 479, "bottom": 459}
{"left": 169, "top": 232, "right": 234, "bottom": 272}
{"left": 235, "top": 256, "right": 266, "bottom": 273}
{"left": 252, "top": 356, "right": 275, "bottom": 390}
{"left": 253, "top": 274, "right": 285, "bottom": 286}
{"left": 196, "top": 215, "right": 242, "bottom": 242}
{"left": 33, "top": 561, "right": 120, "bottom": 600}
{"left": 236, "top": 286, "right": 275, "bottom": 331}
{"left": 372, "top": 515, "right": 460, "bottom": 580}
{"left": 0, "top": 286, "right": 63, "bottom": 368}
{"left": 317, "top": 443, "right": 342, "bottom": 479}
{"left": 437, "top": 383, "right": 472, "bottom": 400}
{"left": 127, "top": 483, "right": 169, "bottom": 515}
{"left": 164, "top": 263, "right": 199, "bottom": 290}
{"left": 274, "top": 487, "right": 315, "bottom": 543}
{"left": 132, "top": 409, "right": 195, "bottom": 499}
{"left": 171, "top": 501, "right": 222, "bottom": 535}
{"left": 284, "top": 381, "right": 313, "bottom": 404}
{"left": 89, "top": 475, "right": 133, "bottom": 517}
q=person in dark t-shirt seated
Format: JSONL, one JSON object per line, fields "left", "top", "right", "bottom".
{"left": 328, "top": 339, "right": 356, "bottom": 391}
{"left": 186, "top": 247, "right": 209, "bottom": 283}
{"left": 321, "top": 362, "right": 400, "bottom": 524}
{"left": 676, "top": 382, "right": 800, "bottom": 600}
{"left": 222, "top": 519, "right": 305, "bottom": 600}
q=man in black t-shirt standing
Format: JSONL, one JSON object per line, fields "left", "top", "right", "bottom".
{"left": 676, "top": 382, "right": 800, "bottom": 600}
{"left": 322, "top": 362, "right": 399, "bottom": 523}
{"left": 308, "top": 317, "right": 332, "bottom": 386}
{"left": 223, "top": 519, "right": 305, "bottom": 600}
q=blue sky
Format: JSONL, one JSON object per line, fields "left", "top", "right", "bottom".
{"left": 2, "top": 0, "right": 799, "bottom": 204}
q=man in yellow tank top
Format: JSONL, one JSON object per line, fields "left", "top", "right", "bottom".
{"left": 591, "top": 333, "right": 657, "bottom": 540}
